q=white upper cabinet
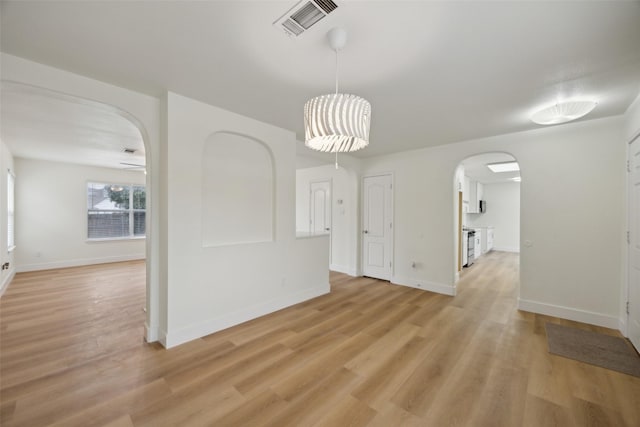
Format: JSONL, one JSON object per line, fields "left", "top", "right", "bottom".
{"left": 465, "top": 177, "right": 483, "bottom": 213}
{"left": 463, "top": 176, "right": 470, "bottom": 202}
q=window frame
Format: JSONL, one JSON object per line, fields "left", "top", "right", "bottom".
{"left": 86, "top": 181, "right": 146, "bottom": 242}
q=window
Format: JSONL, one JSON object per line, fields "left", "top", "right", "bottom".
{"left": 87, "top": 182, "right": 145, "bottom": 239}
{"left": 7, "top": 170, "right": 15, "bottom": 251}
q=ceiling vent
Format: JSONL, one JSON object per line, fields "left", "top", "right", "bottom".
{"left": 123, "top": 148, "right": 137, "bottom": 154}
{"left": 274, "top": 0, "right": 338, "bottom": 37}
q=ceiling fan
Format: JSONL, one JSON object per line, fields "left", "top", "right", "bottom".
{"left": 120, "top": 162, "right": 146, "bottom": 173}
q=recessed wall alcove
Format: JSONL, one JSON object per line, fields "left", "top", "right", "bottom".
{"left": 202, "top": 132, "right": 275, "bottom": 247}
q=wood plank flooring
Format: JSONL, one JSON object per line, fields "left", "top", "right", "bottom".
{"left": 1, "top": 253, "right": 639, "bottom": 426}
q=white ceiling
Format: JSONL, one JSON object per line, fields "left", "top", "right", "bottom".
{"left": 1, "top": 82, "right": 146, "bottom": 170}
{"left": 461, "top": 152, "right": 519, "bottom": 184}
{"left": 1, "top": 1, "right": 640, "bottom": 161}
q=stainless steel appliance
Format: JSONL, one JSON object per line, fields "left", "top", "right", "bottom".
{"left": 464, "top": 228, "right": 475, "bottom": 267}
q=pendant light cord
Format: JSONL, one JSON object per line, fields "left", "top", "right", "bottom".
{"left": 335, "top": 49, "right": 339, "bottom": 95}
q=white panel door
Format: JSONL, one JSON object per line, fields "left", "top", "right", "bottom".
{"left": 363, "top": 174, "right": 393, "bottom": 280}
{"left": 629, "top": 135, "right": 640, "bottom": 352}
{"left": 310, "top": 181, "right": 331, "bottom": 234}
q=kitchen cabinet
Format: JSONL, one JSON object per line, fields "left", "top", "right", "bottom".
{"left": 463, "top": 176, "right": 470, "bottom": 202}
{"left": 474, "top": 228, "right": 482, "bottom": 255}
{"left": 486, "top": 227, "right": 494, "bottom": 252}
{"left": 469, "top": 182, "right": 477, "bottom": 212}
{"left": 477, "top": 227, "right": 494, "bottom": 254}
{"left": 466, "top": 178, "right": 483, "bottom": 213}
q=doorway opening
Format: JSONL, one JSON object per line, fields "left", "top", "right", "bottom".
{"left": 0, "top": 81, "right": 152, "bottom": 341}
{"left": 454, "top": 152, "right": 521, "bottom": 288}
{"left": 295, "top": 155, "right": 359, "bottom": 277}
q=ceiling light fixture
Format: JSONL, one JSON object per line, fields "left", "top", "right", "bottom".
{"left": 487, "top": 161, "right": 520, "bottom": 173}
{"left": 531, "top": 100, "right": 597, "bottom": 125}
{"left": 304, "top": 27, "right": 371, "bottom": 168}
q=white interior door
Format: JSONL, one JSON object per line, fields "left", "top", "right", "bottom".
{"left": 310, "top": 181, "right": 331, "bottom": 234}
{"left": 362, "top": 174, "right": 393, "bottom": 281}
{"left": 628, "top": 135, "right": 640, "bottom": 352}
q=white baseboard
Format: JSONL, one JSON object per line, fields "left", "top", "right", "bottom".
{"left": 391, "top": 275, "right": 456, "bottom": 296}
{"left": 619, "top": 316, "right": 628, "bottom": 337}
{"left": 163, "top": 283, "right": 330, "bottom": 348}
{"left": 0, "top": 268, "right": 16, "bottom": 297}
{"left": 493, "top": 246, "right": 520, "bottom": 253}
{"left": 158, "top": 328, "right": 168, "bottom": 348}
{"left": 17, "top": 254, "right": 146, "bottom": 273}
{"left": 518, "top": 298, "right": 619, "bottom": 329}
{"left": 330, "top": 264, "right": 357, "bottom": 276}
{"left": 145, "top": 322, "right": 159, "bottom": 343}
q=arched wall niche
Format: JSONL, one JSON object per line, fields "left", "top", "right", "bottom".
{"left": 202, "top": 131, "right": 275, "bottom": 247}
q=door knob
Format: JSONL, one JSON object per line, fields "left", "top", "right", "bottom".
{"left": 363, "top": 230, "right": 368, "bottom": 234}
{"left": 325, "top": 227, "right": 330, "bottom": 231}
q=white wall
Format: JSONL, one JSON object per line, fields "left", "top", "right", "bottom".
{"left": 0, "top": 140, "right": 16, "bottom": 294}
{"left": 1, "top": 53, "right": 162, "bottom": 342}
{"left": 467, "top": 182, "right": 520, "bottom": 252}
{"left": 163, "top": 92, "right": 329, "bottom": 348}
{"left": 361, "top": 116, "right": 625, "bottom": 328}
{"left": 296, "top": 164, "right": 360, "bottom": 276}
{"left": 296, "top": 154, "right": 329, "bottom": 169}
{"left": 13, "top": 158, "right": 146, "bottom": 271}
{"left": 202, "top": 132, "right": 274, "bottom": 246}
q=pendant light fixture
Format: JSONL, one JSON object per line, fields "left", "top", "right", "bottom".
{"left": 304, "top": 27, "right": 371, "bottom": 168}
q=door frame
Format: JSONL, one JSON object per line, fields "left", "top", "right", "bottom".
{"left": 309, "top": 178, "right": 332, "bottom": 263}
{"left": 624, "top": 129, "right": 640, "bottom": 338}
{"left": 361, "top": 172, "right": 394, "bottom": 280}
{"left": 458, "top": 191, "right": 463, "bottom": 272}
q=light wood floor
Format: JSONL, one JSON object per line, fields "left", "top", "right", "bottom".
{"left": 1, "top": 253, "right": 639, "bottom": 426}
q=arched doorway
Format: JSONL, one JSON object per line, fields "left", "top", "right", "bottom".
{"left": 0, "top": 81, "right": 154, "bottom": 340}
{"left": 454, "top": 152, "right": 521, "bottom": 292}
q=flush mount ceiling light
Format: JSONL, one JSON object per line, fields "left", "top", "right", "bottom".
{"left": 487, "top": 161, "right": 520, "bottom": 173}
{"left": 531, "top": 100, "right": 597, "bottom": 125}
{"left": 304, "top": 27, "right": 371, "bottom": 168}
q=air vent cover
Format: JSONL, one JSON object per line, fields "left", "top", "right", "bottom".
{"left": 274, "top": 0, "right": 338, "bottom": 37}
